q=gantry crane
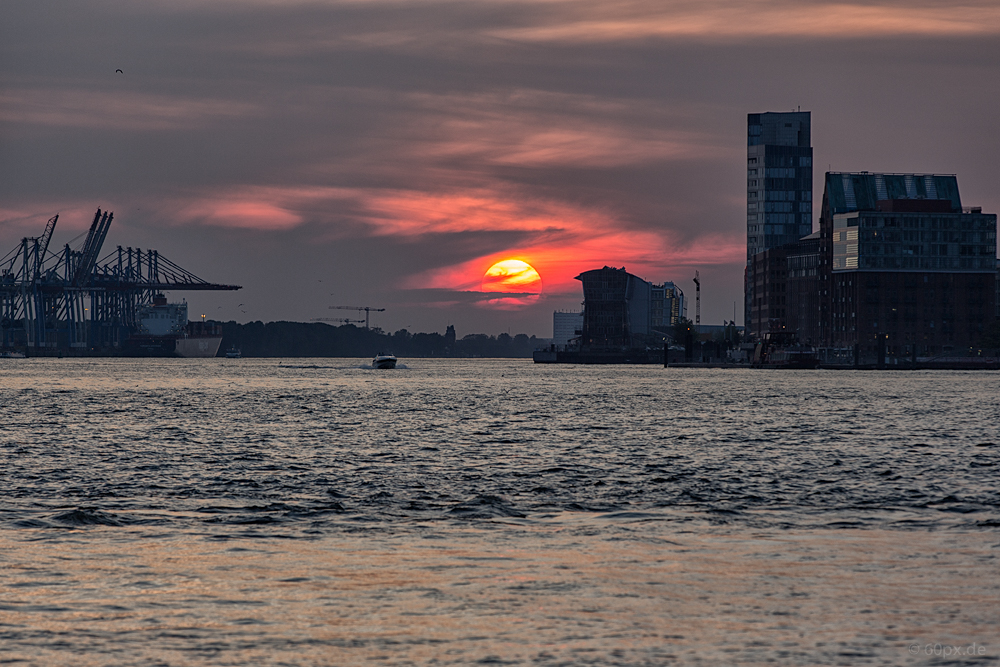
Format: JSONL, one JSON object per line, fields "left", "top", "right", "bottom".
{"left": 1, "top": 208, "right": 240, "bottom": 354}
{"left": 329, "top": 305, "right": 385, "bottom": 330}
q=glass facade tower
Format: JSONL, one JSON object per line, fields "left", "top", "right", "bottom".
{"left": 745, "top": 111, "right": 813, "bottom": 328}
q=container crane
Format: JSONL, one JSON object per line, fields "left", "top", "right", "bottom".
{"left": 329, "top": 305, "right": 385, "bottom": 330}
{"left": 1, "top": 208, "right": 240, "bottom": 355}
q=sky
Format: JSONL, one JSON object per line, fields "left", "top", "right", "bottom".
{"left": 3, "top": 0, "right": 999, "bottom": 338}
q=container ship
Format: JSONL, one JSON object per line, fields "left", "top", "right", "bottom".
{"left": 122, "top": 294, "right": 223, "bottom": 358}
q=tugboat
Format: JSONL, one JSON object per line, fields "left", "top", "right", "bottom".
{"left": 225, "top": 346, "right": 242, "bottom": 358}
{"left": 372, "top": 352, "right": 397, "bottom": 369}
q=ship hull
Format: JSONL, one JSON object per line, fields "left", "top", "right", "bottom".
{"left": 533, "top": 348, "right": 664, "bottom": 364}
{"left": 123, "top": 335, "right": 222, "bottom": 358}
{"left": 176, "top": 336, "right": 223, "bottom": 358}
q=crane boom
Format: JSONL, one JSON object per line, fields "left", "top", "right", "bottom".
{"left": 74, "top": 209, "right": 113, "bottom": 287}
{"left": 312, "top": 317, "right": 366, "bottom": 324}
{"left": 329, "top": 305, "right": 385, "bottom": 330}
{"left": 34, "top": 214, "right": 58, "bottom": 280}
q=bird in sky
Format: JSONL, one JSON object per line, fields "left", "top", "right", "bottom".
{"left": 115, "top": 69, "right": 123, "bottom": 74}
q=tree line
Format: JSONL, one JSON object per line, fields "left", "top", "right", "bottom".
{"left": 217, "top": 321, "right": 547, "bottom": 358}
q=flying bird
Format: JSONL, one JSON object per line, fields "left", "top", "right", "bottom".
{"left": 115, "top": 69, "right": 123, "bottom": 74}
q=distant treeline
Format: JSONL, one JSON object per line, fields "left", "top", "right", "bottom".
{"left": 217, "top": 321, "right": 547, "bottom": 358}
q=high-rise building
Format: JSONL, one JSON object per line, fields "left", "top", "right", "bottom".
{"left": 746, "top": 111, "right": 813, "bottom": 327}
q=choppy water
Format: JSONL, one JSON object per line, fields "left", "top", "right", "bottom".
{"left": 1, "top": 359, "right": 998, "bottom": 665}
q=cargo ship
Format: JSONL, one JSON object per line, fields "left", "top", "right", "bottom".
{"left": 123, "top": 294, "right": 223, "bottom": 358}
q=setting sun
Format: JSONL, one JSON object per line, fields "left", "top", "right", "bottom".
{"left": 482, "top": 259, "right": 543, "bottom": 294}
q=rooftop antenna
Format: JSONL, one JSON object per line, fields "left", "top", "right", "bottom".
{"left": 693, "top": 271, "right": 701, "bottom": 326}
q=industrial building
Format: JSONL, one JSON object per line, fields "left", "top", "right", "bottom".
{"left": 746, "top": 111, "right": 813, "bottom": 329}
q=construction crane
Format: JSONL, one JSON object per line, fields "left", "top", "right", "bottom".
{"left": 311, "top": 317, "right": 365, "bottom": 325}
{"left": 693, "top": 271, "right": 701, "bottom": 326}
{"left": 330, "top": 305, "right": 384, "bottom": 330}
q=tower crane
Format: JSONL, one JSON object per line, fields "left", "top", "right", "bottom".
{"left": 330, "top": 305, "right": 385, "bottom": 330}
{"left": 312, "top": 317, "right": 366, "bottom": 325}
{"left": 693, "top": 271, "right": 701, "bottom": 326}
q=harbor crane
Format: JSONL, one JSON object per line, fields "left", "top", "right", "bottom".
{"left": 1, "top": 208, "right": 240, "bottom": 355}
{"left": 329, "top": 305, "right": 385, "bottom": 330}
{"left": 693, "top": 271, "right": 701, "bottom": 326}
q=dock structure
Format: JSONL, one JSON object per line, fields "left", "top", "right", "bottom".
{"left": 0, "top": 209, "right": 240, "bottom": 355}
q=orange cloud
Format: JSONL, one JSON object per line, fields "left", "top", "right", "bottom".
{"left": 396, "top": 90, "right": 727, "bottom": 169}
{"left": 168, "top": 179, "right": 743, "bottom": 290}
{"left": 177, "top": 194, "right": 305, "bottom": 230}
{"left": 487, "top": 1, "right": 1000, "bottom": 42}
{"left": 408, "top": 223, "right": 744, "bottom": 300}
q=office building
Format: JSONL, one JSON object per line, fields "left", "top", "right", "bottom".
{"left": 651, "top": 281, "right": 685, "bottom": 331}
{"left": 746, "top": 111, "right": 813, "bottom": 327}
{"left": 576, "top": 267, "right": 686, "bottom": 348}
{"left": 576, "top": 266, "right": 650, "bottom": 348}
{"left": 820, "top": 172, "right": 997, "bottom": 356}
{"left": 552, "top": 311, "right": 583, "bottom": 348}
{"left": 748, "top": 232, "right": 822, "bottom": 342}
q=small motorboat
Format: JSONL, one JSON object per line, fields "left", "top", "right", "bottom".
{"left": 225, "top": 346, "right": 242, "bottom": 358}
{"left": 372, "top": 352, "right": 397, "bottom": 369}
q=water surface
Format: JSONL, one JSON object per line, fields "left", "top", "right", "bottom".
{"left": 1, "top": 359, "right": 998, "bottom": 664}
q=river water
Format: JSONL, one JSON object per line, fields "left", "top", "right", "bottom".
{"left": 1, "top": 359, "right": 998, "bottom": 665}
